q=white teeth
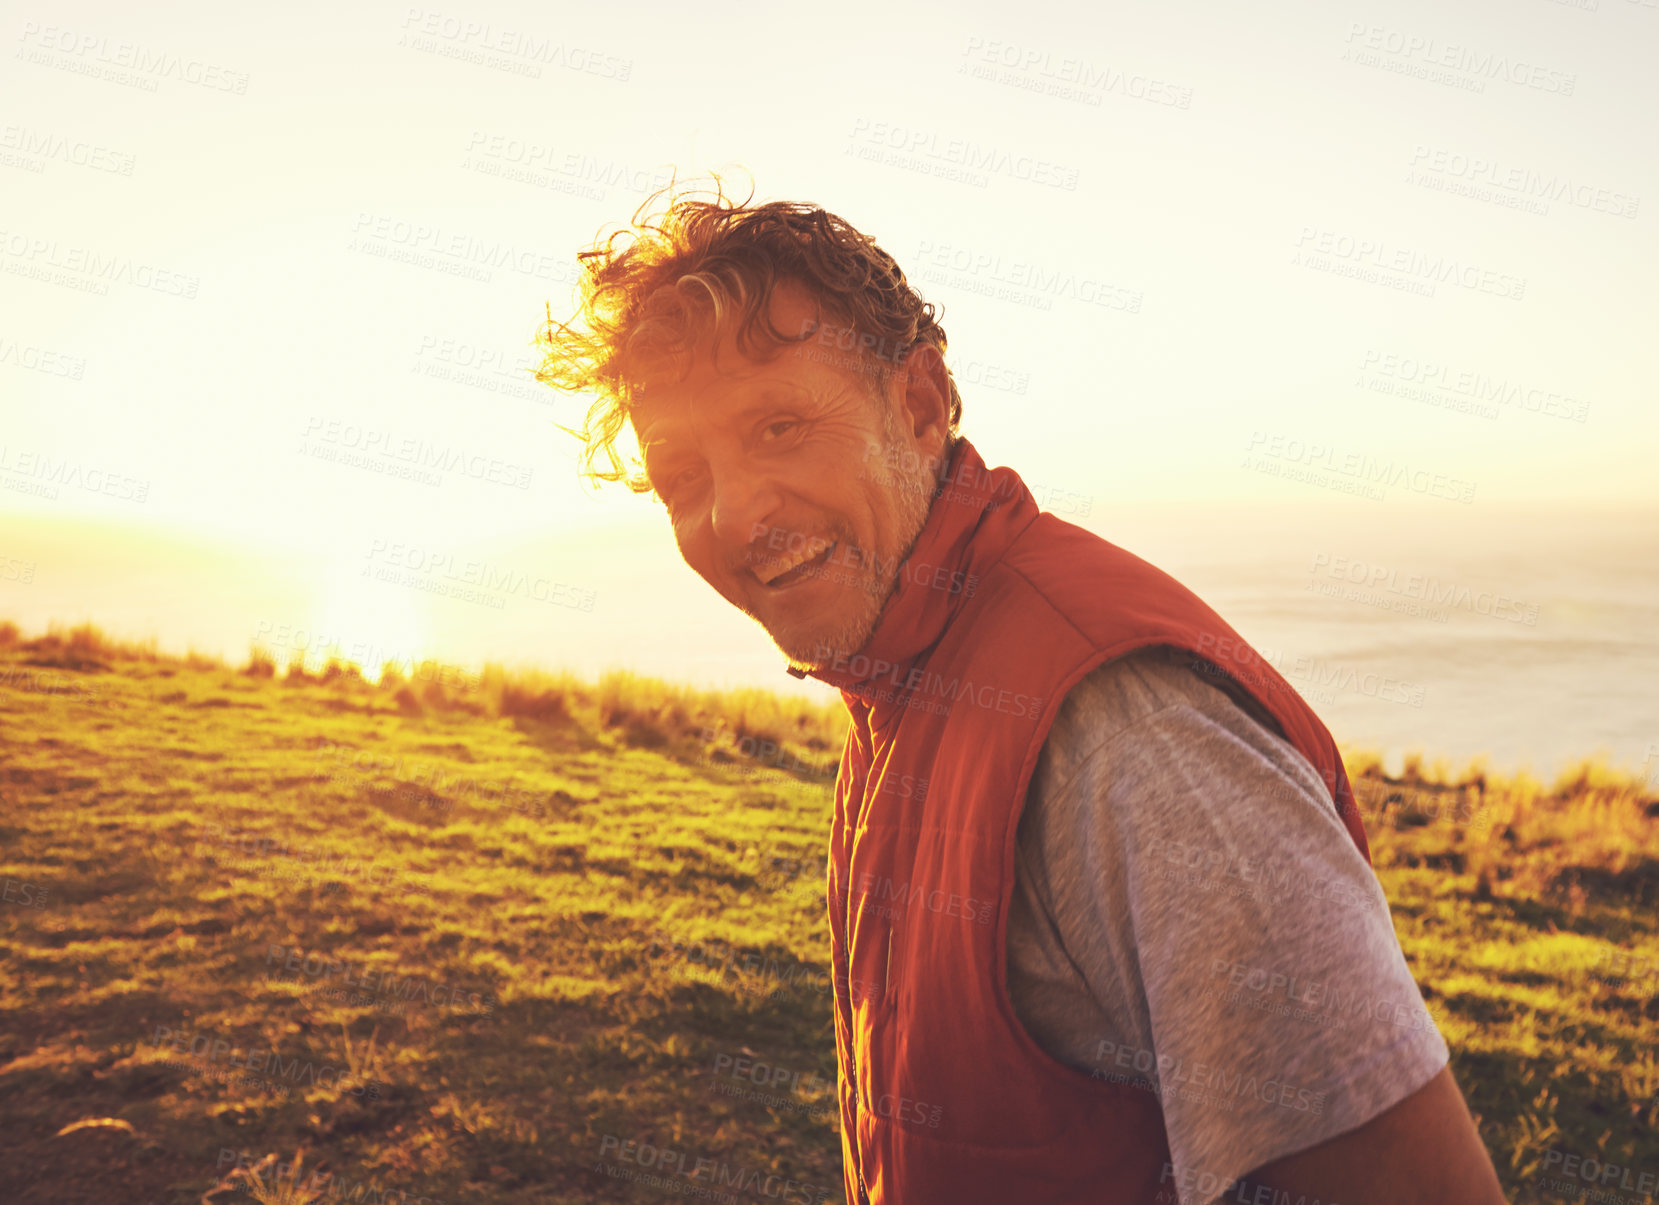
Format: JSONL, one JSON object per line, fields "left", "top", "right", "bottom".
{"left": 756, "top": 540, "right": 832, "bottom": 585}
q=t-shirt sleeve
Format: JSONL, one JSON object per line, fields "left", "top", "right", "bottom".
{"left": 1016, "top": 651, "right": 1450, "bottom": 1205}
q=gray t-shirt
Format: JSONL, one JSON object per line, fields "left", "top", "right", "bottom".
{"left": 1005, "top": 645, "right": 1449, "bottom": 1205}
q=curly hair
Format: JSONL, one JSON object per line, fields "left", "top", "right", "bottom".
{"left": 533, "top": 173, "right": 963, "bottom": 494}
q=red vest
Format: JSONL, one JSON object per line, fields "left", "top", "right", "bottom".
{"left": 790, "top": 438, "right": 1371, "bottom": 1205}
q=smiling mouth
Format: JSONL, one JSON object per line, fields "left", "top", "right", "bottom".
{"left": 756, "top": 541, "right": 837, "bottom": 589}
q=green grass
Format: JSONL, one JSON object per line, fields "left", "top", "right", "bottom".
{"left": 0, "top": 620, "right": 1654, "bottom": 1203}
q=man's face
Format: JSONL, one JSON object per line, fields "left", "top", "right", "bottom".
{"left": 628, "top": 282, "right": 950, "bottom": 670}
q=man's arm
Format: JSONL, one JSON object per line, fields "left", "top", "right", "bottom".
{"left": 1003, "top": 647, "right": 1507, "bottom": 1205}
{"left": 1238, "top": 1064, "right": 1508, "bottom": 1205}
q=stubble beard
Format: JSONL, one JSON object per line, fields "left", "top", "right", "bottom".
{"left": 776, "top": 419, "right": 941, "bottom": 672}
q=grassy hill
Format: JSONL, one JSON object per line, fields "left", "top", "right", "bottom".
{"left": 0, "top": 621, "right": 1655, "bottom": 1204}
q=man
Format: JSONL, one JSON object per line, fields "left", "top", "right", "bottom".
{"left": 536, "top": 186, "right": 1508, "bottom": 1205}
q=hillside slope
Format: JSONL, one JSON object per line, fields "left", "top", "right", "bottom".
{"left": 0, "top": 625, "right": 1654, "bottom": 1204}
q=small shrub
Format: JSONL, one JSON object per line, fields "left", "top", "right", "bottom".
{"left": 65, "top": 622, "right": 108, "bottom": 660}
{"left": 320, "top": 657, "right": 364, "bottom": 686}
{"left": 498, "top": 681, "right": 573, "bottom": 721}
{"left": 622, "top": 717, "right": 670, "bottom": 748}
{"left": 418, "top": 676, "right": 449, "bottom": 709}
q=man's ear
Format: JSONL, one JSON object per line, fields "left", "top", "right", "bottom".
{"left": 897, "top": 342, "right": 952, "bottom": 457}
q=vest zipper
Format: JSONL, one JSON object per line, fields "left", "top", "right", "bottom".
{"left": 840, "top": 895, "right": 871, "bottom": 1204}
{"left": 839, "top": 853, "right": 872, "bottom": 1205}
{"left": 843, "top": 714, "right": 873, "bottom": 1205}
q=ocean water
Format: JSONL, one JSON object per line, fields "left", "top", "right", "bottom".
{"left": 1111, "top": 505, "right": 1659, "bottom": 782}
{"left": 3, "top": 505, "right": 1655, "bottom": 784}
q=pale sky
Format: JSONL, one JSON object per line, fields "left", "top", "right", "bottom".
{"left": 3, "top": 0, "right": 1656, "bottom": 742}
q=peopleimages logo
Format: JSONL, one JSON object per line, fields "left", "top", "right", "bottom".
{"left": 0, "top": 663, "right": 107, "bottom": 705}
{"left": 1308, "top": 552, "right": 1540, "bottom": 625}
{"left": 348, "top": 212, "right": 579, "bottom": 287}
{"left": 0, "top": 445, "right": 149, "bottom": 503}
{"left": 809, "top": 645, "right": 1044, "bottom": 720}
{"left": 148, "top": 1025, "right": 385, "bottom": 1099}
{"left": 793, "top": 317, "right": 910, "bottom": 367}
{"left": 1142, "top": 833, "right": 1381, "bottom": 915}
{"left": 1342, "top": 23, "right": 1577, "bottom": 94}
{"left": 460, "top": 131, "right": 667, "bottom": 196}
{"left": 748, "top": 518, "right": 980, "bottom": 599}
{"left": 959, "top": 36, "right": 1195, "bottom": 109}
{"left": 315, "top": 737, "right": 573, "bottom": 823}
{"left": 301, "top": 415, "right": 533, "bottom": 490}
{"left": 848, "top": 871, "right": 993, "bottom": 925}
{"left": 705, "top": 1049, "right": 839, "bottom": 1122}
{"left": 264, "top": 944, "right": 496, "bottom": 1015}
{"left": 1536, "top": 1147, "right": 1659, "bottom": 1198}
{"left": 1092, "top": 1039, "right": 1328, "bottom": 1115}
{"left": 0, "top": 337, "right": 87, "bottom": 379}
{"left": 641, "top": 929, "right": 834, "bottom": 999}
{"left": 1292, "top": 226, "right": 1525, "bottom": 301}
{"left": 0, "top": 124, "right": 136, "bottom": 175}
{"left": 1193, "top": 628, "right": 1428, "bottom": 710}
{"left": 398, "top": 9, "right": 633, "bottom": 81}
{"left": 363, "top": 538, "right": 596, "bottom": 611}
{"left": 1246, "top": 431, "right": 1477, "bottom": 505}
{"left": 874, "top": 1090, "right": 944, "bottom": 1128}
{"left": 2, "top": 876, "right": 49, "bottom": 909}
{"left": 201, "top": 824, "right": 438, "bottom": 898}
{"left": 593, "top": 1134, "right": 834, "bottom": 1204}
{"left": 914, "top": 240, "right": 1143, "bottom": 313}
{"left": 16, "top": 22, "right": 252, "bottom": 93}
{"left": 1206, "top": 956, "right": 1443, "bottom": 1033}
{"left": 847, "top": 117, "right": 1081, "bottom": 190}
{"left": 1407, "top": 146, "right": 1638, "bottom": 219}
{"left": 0, "top": 229, "right": 200, "bottom": 298}
{"left": 1358, "top": 348, "right": 1589, "bottom": 424}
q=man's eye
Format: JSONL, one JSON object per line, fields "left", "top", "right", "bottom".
{"left": 664, "top": 465, "right": 703, "bottom": 494}
{"left": 761, "top": 419, "right": 799, "bottom": 441}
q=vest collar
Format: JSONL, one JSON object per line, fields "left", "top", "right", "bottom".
{"left": 786, "top": 437, "right": 1042, "bottom": 705}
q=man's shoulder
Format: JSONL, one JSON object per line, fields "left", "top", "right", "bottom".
{"left": 1021, "top": 643, "right": 1342, "bottom": 860}
{"left": 993, "top": 525, "right": 1276, "bottom": 722}
{"left": 1040, "top": 645, "right": 1287, "bottom": 768}
{"left": 998, "top": 520, "right": 1190, "bottom": 622}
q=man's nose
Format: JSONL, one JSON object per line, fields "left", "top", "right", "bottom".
{"left": 709, "top": 464, "right": 782, "bottom": 547}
